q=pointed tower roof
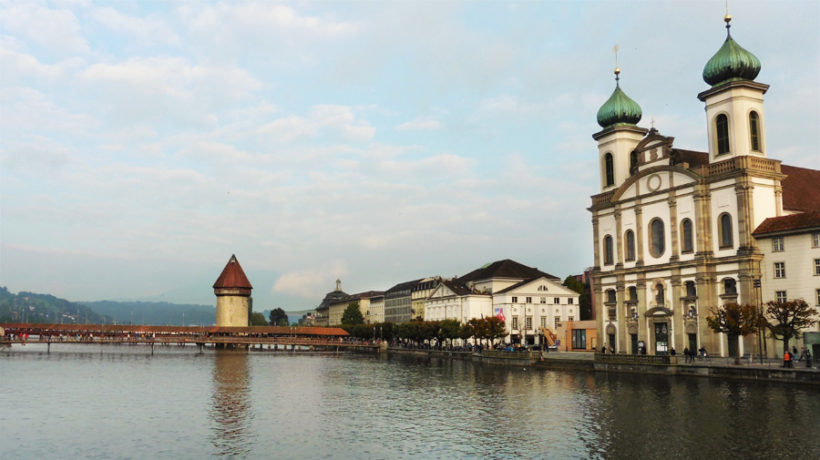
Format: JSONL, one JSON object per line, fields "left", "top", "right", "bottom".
{"left": 597, "top": 68, "right": 642, "bottom": 128}
{"left": 213, "top": 254, "right": 253, "bottom": 290}
{"left": 702, "top": 14, "right": 761, "bottom": 86}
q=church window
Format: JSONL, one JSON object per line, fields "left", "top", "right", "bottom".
{"left": 716, "top": 114, "right": 730, "bottom": 155}
{"left": 628, "top": 286, "right": 638, "bottom": 302}
{"left": 649, "top": 218, "right": 665, "bottom": 257}
{"left": 630, "top": 151, "right": 639, "bottom": 174}
{"left": 680, "top": 218, "right": 693, "bottom": 253}
{"left": 603, "top": 235, "right": 614, "bottom": 265}
{"left": 723, "top": 278, "right": 737, "bottom": 295}
{"left": 655, "top": 283, "right": 665, "bottom": 306}
{"left": 604, "top": 153, "right": 615, "bottom": 186}
{"left": 606, "top": 289, "right": 616, "bottom": 304}
{"left": 624, "top": 230, "right": 636, "bottom": 261}
{"left": 719, "top": 213, "right": 733, "bottom": 248}
{"left": 749, "top": 111, "right": 761, "bottom": 152}
{"left": 685, "top": 281, "right": 697, "bottom": 298}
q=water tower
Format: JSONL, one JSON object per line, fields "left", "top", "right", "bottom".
{"left": 213, "top": 254, "right": 253, "bottom": 327}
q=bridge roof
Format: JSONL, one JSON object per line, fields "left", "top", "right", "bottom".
{"left": 1, "top": 323, "right": 348, "bottom": 337}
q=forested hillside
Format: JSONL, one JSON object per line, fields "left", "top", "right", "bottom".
{"left": 0, "top": 287, "right": 109, "bottom": 324}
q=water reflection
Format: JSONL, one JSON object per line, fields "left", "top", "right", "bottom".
{"left": 210, "top": 350, "right": 252, "bottom": 456}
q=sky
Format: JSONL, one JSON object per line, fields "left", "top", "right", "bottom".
{"left": 1, "top": 0, "right": 818, "bottom": 310}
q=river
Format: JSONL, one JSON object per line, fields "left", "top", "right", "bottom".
{"left": 1, "top": 344, "right": 818, "bottom": 459}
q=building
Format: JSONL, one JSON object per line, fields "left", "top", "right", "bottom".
{"left": 213, "top": 254, "right": 252, "bottom": 327}
{"left": 384, "top": 279, "right": 420, "bottom": 324}
{"left": 752, "top": 212, "right": 820, "bottom": 357}
{"left": 589, "top": 15, "right": 820, "bottom": 357}
{"left": 328, "top": 290, "right": 385, "bottom": 326}
{"left": 315, "top": 279, "right": 347, "bottom": 327}
{"left": 366, "top": 293, "right": 385, "bottom": 324}
{"left": 411, "top": 277, "right": 439, "bottom": 320}
{"left": 424, "top": 259, "right": 579, "bottom": 346}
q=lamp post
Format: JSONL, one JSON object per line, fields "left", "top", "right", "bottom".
{"left": 754, "top": 279, "right": 764, "bottom": 364}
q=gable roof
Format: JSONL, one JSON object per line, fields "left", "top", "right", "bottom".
{"left": 781, "top": 165, "right": 820, "bottom": 213}
{"left": 753, "top": 211, "right": 820, "bottom": 237}
{"left": 458, "top": 259, "right": 559, "bottom": 284}
{"left": 441, "top": 279, "right": 473, "bottom": 296}
{"left": 213, "top": 255, "right": 253, "bottom": 289}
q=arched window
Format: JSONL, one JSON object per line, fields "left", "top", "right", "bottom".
{"left": 719, "top": 213, "right": 733, "bottom": 248}
{"left": 749, "top": 111, "right": 760, "bottom": 152}
{"left": 685, "top": 281, "right": 697, "bottom": 298}
{"left": 606, "top": 289, "right": 617, "bottom": 304}
{"left": 716, "top": 114, "right": 730, "bottom": 155}
{"left": 723, "top": 278, "right": 737, "bottom": 295}
{"left": 655, "top": 283, "right": 665, "bottom": 306}
{"left": 649, "top": 218, "right": 665, "bottom": 257}
{"left": 624, "top": 229, "right": 635, "bottom": 261}
{"left": 603, "top": 235, "right": 614, "bottom": 265}
{"left": 604, "top": 153, "right": 614, "bottom": 186}
{"left": 630, "top": 151, "right": 639, "bottom": 174}
{"left": 680, "top": 218, "right": 693, "bottom": 253}
{"left": 628, "top": 286, "right": 638, "bottom": 302}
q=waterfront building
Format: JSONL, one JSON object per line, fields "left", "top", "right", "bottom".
{"left": 492, "top": 276, "right": 580, "bottom": 346}
{"left": 366, "top": 292, "right": 385, "bottom": 324}
{"left": 213, "top": 254, "right": 252, "bottom": 327}
{"left": 411, "top": 277, "right": 440, "bottom": 320}
{"left": 328, "top": 290, "right": 384, "bottom": 326}
{"left": 315, "top": 279, "right": 347, "bottom": 327}
{"left": 384, "top": 279, "right": 420, "bottom": 324}
{"left": 424, "top": 259, "right": 579, "bottom": 346}
{"left": 589, "top": 15, "right": 820, "bottom": 357}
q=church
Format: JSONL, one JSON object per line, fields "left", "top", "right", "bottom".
{"left": 589, "top": 14, "right": 820, "bottom": 357}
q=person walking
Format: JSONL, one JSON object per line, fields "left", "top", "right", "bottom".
{"left": 783, "top": 349, "right": 792, "bottom": 368}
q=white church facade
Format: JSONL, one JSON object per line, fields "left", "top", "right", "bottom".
{"left": 589, "top": 15, "right": 820, "bottom": 357}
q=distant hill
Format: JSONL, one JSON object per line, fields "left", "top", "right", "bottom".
{"left": 81, "top": 300, "right": 216, "bottom": 326}
{"left": 0, "top": 286, "right": 110, "bottom": 324}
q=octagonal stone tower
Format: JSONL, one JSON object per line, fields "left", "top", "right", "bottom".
{"left": 213, "top": 254, "right": 253, "bottom": 327}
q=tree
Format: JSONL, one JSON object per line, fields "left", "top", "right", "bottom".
{"left": 764, "top": 299, "right": 818, "bottom": 352}
{"left": 269, "top": 308, "right": 289, "bottom": 326}
{"left": 706, "top": 303, "right": 761, "bottom": 362}
{"left": 341, "top": 302, "right": 364, "bottom": 326}
{"left": 439, "top": 319, "right": 461, "bottom": 348}
{"left": 564, "top": 275, "right": 592, "bottom": 321}
{"left": 484, "top": 316, "right": 508, "bottom": 347}
{"left": 250, "top": 312, "right": 268, "bottom": 326}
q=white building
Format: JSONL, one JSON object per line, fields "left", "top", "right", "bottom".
{"left": 589, "top": 15, "right": 820, "bottom": 357}
{"left": 493, "top": 276, "right": 580, "bottom": 345}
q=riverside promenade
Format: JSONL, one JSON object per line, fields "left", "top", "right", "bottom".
{"left": 386, "top": 347, "right": 820, "bottom": 385}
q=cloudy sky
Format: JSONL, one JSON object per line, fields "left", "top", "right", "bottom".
{"left": 1, "top": 0, "right": 818, "bottom": 310}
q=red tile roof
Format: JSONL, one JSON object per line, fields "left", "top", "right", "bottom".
{"left": 781, "top": 165, "right": 820, "bottom": 213}
{"left": 753, "top": 211, "right": 820, "bottom": 236}
{"left": 213, "top": 254, "right": 253, "bottom": 290}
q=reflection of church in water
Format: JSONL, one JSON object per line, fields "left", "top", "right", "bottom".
{"left": 590, "top": 14, "right": 820, "bottom": 357}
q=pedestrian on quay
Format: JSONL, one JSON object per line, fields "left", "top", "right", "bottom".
{"left": 670, "top": 348, "right": 676, "bottom": 356}
{"left": 684, "top": 347, "right": 691, "bottom": 363}
{"left": 783, "top": 349, "right": 792, "bottom": 368}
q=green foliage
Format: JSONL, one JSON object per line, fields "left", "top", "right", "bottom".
{"left": 563, "top": 275, "right": 593, "bottom": 320}
{"left": 341, "top": 302, "right": 364, "bottom": 326}
{"left": 563, "top": 275, "right": 585, "bottom": 294}
{"left": 269, "top": 307, "right": 289, "bottom": 326}
{"left": 250, "top": 312, "right": 268, "bottom": 326}
{"left": 764, "top": 299, "right": 818, "bottom": 350}
{"left": 0, "top": 286, "right": 110, "bottom": 324}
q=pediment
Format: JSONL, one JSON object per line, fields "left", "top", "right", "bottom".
{"left": 612, "top": 166, "right": 700, "bottom": 202}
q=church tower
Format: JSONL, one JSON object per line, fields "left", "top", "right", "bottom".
{"left": 593, "top": 67, "right": 648, "bottom": 191}
{"left": 213, "top": 254, "right": 253, "bottom": 327}
{"left": 698, "top": 13, "right": 768, "bottom": 162}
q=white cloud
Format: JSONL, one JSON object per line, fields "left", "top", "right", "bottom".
{"left": 0, "top": 3, "right": 89, "bottom": 54}
{"left": 396, "top": 118, "right": 442, "bottom": 131}
{"left": 273, "top": 261, "right": 350, "bottom": 298}
{"left": 91, "top": 7, "right": 178, "bottom": 45}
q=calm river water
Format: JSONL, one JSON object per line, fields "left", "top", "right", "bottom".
{"left": 1, "top": 344, "right": 819, "bottom": 459}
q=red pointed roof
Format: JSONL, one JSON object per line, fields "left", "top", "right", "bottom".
{"left": 213, "top": 255, "right": 253, "bottom": 290}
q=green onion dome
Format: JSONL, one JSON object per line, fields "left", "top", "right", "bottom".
{"left": 702, "top": 15, "right": 761, "bottom": 86}
{"left": 596, "top": 69, "right": 642, "bottom": 128}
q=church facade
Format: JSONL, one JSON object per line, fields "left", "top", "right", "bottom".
{"left": 589, "top": 15, "right": 820, "bottom": 357}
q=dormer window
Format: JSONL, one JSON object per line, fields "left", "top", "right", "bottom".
{"left": 749, "top": 111, "right": 760, "bottom": 152}
{"left": 716, "top": 114, "right": 730, "bottom": 155}
{"left": 604, "top": 153, "right": 614, "bottom": 186}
